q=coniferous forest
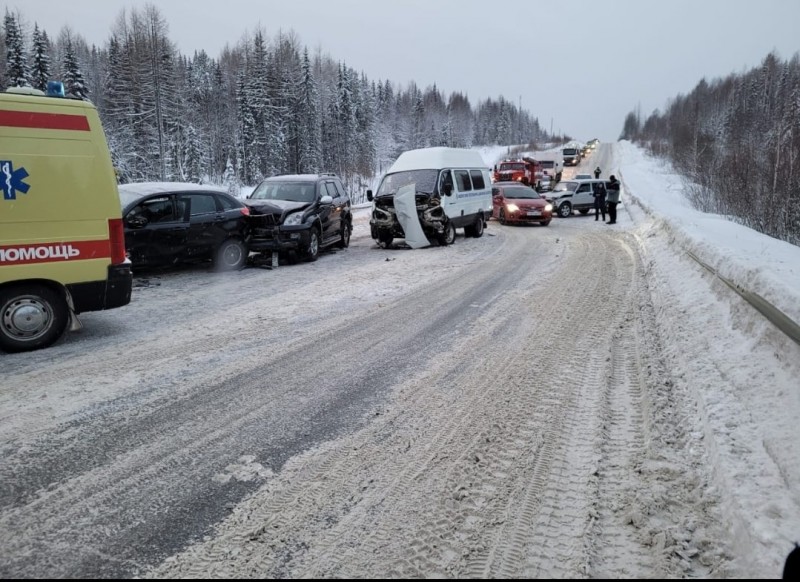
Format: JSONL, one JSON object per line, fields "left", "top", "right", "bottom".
{"left": 3, "top": 5, "right": 799, "bottom": 245}
{"left": 620, "top": 52, "right": 800, "bottom": 245}
{"left": 1, "top": 5, "right": 551, "bottom": 203}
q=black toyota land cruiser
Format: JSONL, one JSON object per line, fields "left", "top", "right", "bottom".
{"left": 245, "top": 173, "right": 352, "bottom": 264}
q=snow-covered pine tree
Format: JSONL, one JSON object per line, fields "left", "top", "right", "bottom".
{"left": 222, "top": 156, "right": 238, "bottom": 196}
{"left": 4, "top": 11, "right": 30, "bottom": 87}
{"left": 236, "top": 70, "right": 258, "bottom": 185}
{"left": 297, "top": 47, "right": 322, "bottom": 173}
{"left": 62, "top": 35, "right": 89, "bottom": 100}
{"left": 354, "top": 72, "right": 376, "bottom": 178}
{"left": 30, "top": 23, "right": 50, "bottom": 91}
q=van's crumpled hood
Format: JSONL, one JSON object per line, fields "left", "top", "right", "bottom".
{"left": 245, "top": 199, "right": 308, "bottom": 221}
{"left": 393, "top": 184, "right": 430, "bottom": 249}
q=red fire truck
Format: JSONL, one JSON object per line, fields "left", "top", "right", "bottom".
{"left": 492, "top": 156, "right": 541, "bottom": 185}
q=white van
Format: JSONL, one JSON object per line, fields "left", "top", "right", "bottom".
{"left": 366, "top": 147, "right": 492, "bottom": 248}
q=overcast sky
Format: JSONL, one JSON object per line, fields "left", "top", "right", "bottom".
{"left": 7, "top": 0, "right": 800, "bottom": 142}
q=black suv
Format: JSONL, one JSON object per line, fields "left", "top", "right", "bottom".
{"left": 245, "top": 173, "right": 352, "bottom": 263}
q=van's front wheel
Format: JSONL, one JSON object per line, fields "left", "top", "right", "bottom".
{"left": 0, "top": 284, "right": 69, "bottom": 352}
{"left": 437, "top": 221, "right": 456, "bottom": 245}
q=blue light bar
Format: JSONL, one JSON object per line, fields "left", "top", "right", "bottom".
{"left": 46, "top": 81, "right": 65, "bottom": 97}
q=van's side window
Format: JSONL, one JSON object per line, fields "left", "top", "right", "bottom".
{"left": 470, "top": 170, "right": 486, "bottom": 190}
{"left": 454, "top": 170, "right": 472, "bottom": 191}
{"left": 439, "top": 170, "right": 453, "bottom": 194}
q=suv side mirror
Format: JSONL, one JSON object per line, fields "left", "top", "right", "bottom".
{"left": 366, "top": 189, "right": 373, "bottom": 202}
{"left": 320, "top": 195, "right": 333, "bottom": 205}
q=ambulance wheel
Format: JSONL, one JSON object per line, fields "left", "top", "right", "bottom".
{"left": 0, "top": 284, "right": 69, "bottom": 353}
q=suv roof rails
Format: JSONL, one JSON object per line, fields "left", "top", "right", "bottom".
{"left": 319, "top": 172, "right": 337, "bottom": 177}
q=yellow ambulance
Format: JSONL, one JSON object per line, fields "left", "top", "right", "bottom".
{"left": 0, "top": 84, "right": 132, "bottom": 353}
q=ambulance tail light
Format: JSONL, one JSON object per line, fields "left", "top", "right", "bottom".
{"left": 108, "top": 218, "right": 127, "bottom": 265}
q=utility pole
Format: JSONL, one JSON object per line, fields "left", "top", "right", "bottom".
{"left": 518, "top": 95, "right": 522, "bottom": 144}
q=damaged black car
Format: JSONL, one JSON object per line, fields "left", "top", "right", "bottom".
{"left": 245, "top": 173, "right": 352, "bottom": 265}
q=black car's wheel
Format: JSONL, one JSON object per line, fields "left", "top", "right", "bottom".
{"left": 0, "top": 284, "right": 69, "bottom": 353}
{"left": 579, "top": 208, "right": 590, "bottom": 215}
{"left": 215, "top": 238, "right": 247, "bottom": 271}
{"left": 437, "top": 220, "right": 456, "bottom": 245}
{"left": 337, "top": 220, "right": 351, "bottom": 249}
{"left": 558, "top": 203, "right": 572, "bottom": 218}
{"left": 377, "top": 232, "right": 393, "bottom": 249}
{"left": 499, "top": 209, "right": 507, "bottom": 225}
{"left": 303, "top": 228, "right": 320, "bottom": 262}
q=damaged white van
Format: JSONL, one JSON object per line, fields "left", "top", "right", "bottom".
{"left": 366, "top": 147, "right": 493, "bottom": 248}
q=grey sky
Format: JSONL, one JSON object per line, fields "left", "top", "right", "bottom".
{"left": 8, "top": 0, "right": 800, "bottom": 142}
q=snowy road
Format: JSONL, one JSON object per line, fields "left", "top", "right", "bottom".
{"left": 1, "top": 145, "right": 797, "bottom": 578}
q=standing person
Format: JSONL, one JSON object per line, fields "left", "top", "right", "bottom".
{"left": 593, "top": 181, "right": 607, "bottom": 221}
{"left": 594, "top": 166, "right": 602, "bottom": 179}
{"left": 606, "top": 175, "right": 620, "bottom": 224}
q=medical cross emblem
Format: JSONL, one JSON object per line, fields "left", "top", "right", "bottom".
{"left": 1, "top": 161, "right": 30, "bottom": 200}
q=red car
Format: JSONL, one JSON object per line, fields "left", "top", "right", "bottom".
{"left": 491, "top": 181, "right": 553, "bottom": 226}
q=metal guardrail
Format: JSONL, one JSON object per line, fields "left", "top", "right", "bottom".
{"left": 685, "top": 251, "right": 800, "bottom": 347}
{"left": 618, "top": 169, "right": 800, "bottom": 348}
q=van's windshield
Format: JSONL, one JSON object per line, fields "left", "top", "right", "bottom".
{"left": 376, "top": 169, "right": 439, "bottom": 196}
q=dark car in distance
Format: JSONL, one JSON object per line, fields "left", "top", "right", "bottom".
{"left": 118, "top": 182, "right": 250, "bottom": 271}
{"left": 492, "top": 181, "right": 553, "bottom": 226}
{"left": 245, "top": 173, "right": 352, "bottom": 263}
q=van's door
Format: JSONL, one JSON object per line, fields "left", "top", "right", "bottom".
{"left": 450, "top": 169, "right": 473, "bottom": 226}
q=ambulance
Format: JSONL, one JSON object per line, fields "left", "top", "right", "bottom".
{"left": 0, "top": 83, "right": 132, "bottom": 352}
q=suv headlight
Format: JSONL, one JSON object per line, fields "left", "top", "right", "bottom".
{"left": 284, "top": 211, "right": 304, "bottom": 226}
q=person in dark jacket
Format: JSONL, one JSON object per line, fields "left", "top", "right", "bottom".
{"left": 594, "top": 166, "right": 602, "bottom": 179}
{"left": 593, "top": 181, "right": 607, "bottom": 221}
{"left": 606, "top": 175, "right": 620, "bottom": 224}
